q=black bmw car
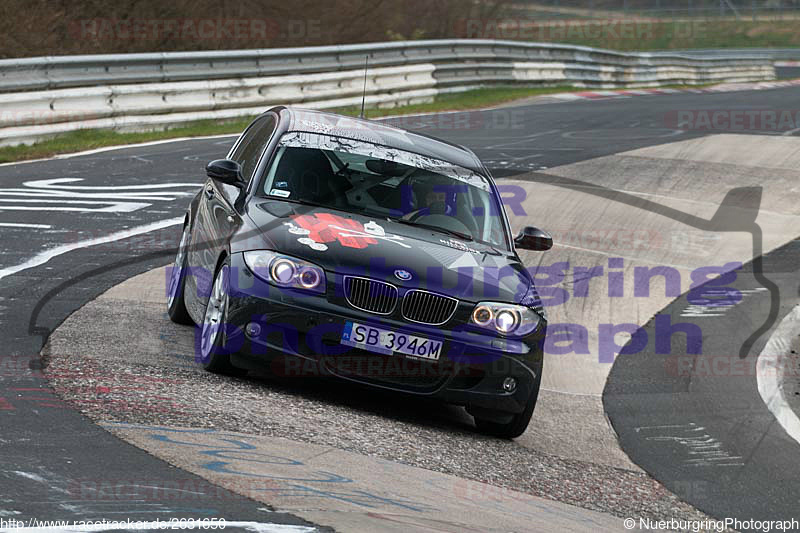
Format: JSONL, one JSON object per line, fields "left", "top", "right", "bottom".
{"left": 167, "top": 106, "right": 552, "bottom": 438}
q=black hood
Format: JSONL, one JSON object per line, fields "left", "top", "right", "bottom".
{"left": 235, "top": 200, "right": 531, "bottom": 304}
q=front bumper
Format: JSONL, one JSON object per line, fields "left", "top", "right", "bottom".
{"left": 221, "top": 253, "right": 546, "bottom": 414}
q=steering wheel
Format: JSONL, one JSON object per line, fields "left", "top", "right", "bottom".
{"left": 406, "top": 201, "right": 447, "bottom": 222}
{"left": 414, "top": 213, "right": 473, "bottom": 237}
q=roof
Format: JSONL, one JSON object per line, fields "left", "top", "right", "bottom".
{"left": 276, "top": 107, "right": 485, "bottom": 175}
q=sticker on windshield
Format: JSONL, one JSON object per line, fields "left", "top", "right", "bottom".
{"left": 295, "top": 115, "right": 412, "bottom": 147}
{"left": 270, "top": 189, "right": 291, "bottom": 198}
{"left": 279, "top": 131, "right": 490, "bottom": 192}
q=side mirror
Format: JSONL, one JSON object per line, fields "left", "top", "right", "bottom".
{"left": 206, "top": 159, "right": 245, "bottom": 187}
{"left": 514, "top": 226, "right": 553, "bottom": 251}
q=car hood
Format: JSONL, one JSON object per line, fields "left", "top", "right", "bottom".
{"left": 236, "top": 200, "right": 531, "bottom": 303}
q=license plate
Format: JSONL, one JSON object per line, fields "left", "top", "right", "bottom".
{"left": 341, "top": 321, "right": 442, "bottom": 361}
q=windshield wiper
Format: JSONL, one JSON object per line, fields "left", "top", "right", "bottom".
{"left": 267, "top": 196, "right": 384, "bottom": 220}
{"left": 273, "top": 197, "right": 332, "bottom": 210}
{"left": 392, "top": 218, "right": 474, "bottom": 242}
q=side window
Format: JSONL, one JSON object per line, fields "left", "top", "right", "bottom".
{"left": 229, "top": 115, "right": 276, "bottom": 183}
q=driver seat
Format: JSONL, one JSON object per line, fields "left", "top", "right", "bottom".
{"left": 275, "top": 147, "right": 349, "bottom": 205}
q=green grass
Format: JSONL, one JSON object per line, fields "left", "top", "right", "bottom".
{"left": 521, "top": 19, "right": 800, "bottom": 51}
{"left": 0, "top": 119, "right": 255, "bottom": 164}
{"left": 0, "top": 86, "right": 580, "bottom": 164}
{"left": 334, "top": 86, "right": 579, "bottom": 117}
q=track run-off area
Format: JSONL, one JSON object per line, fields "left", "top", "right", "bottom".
{"left": 1, "top": 83, "right": 800, "bottom": 532}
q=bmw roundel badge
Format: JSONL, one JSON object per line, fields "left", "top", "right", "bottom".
{"left": 394, "top": 269, "right": 412, "bottom": 281}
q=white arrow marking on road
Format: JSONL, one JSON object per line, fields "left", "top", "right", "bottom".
{"left": 0, "top": 190, "right": 180, "bottom": 201}
{"left": 0, "top": 178, "right": 198, "bottom": 214}
{"left": 0, "top": 199, "right": 150, "bottom": 212}
{"left": 0, "top": 217, "right": 183, "bottom": 282}
{"left": 23, "top": 178, "right": 199, "bottom": 190}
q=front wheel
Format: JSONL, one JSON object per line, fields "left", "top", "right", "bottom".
{"left": 198, "top": 258, "right": 244, "bottom": 376}
{"left": 167, "top": 223, "right": 193, "bottom": 325}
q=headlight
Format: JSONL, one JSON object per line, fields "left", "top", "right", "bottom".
{"left": 470, "top": 302, "right": 541, "bottom": 336}
{"left": 243, "top": 251, "right": 326, "bottom": 294}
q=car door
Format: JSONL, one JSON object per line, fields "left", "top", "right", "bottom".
{"left": 190, "top": 114, "right": 277, "bottom": 309}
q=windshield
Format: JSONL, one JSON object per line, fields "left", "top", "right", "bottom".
{"left": 258, "top": 131, "right": 509, "bottom": 249}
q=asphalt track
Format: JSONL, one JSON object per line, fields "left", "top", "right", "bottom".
{"left": 777, "top": 66, "right": 800, "bottom": 79}
{"left": 2, "top": 83, "right": 800, "bottom": 530}
{"left": 605, "top": 237, "right": 800, "bottom": 525}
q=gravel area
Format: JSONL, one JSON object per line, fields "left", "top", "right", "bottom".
{"left": 42, "top": 298, "right": 716, "bottom": 525}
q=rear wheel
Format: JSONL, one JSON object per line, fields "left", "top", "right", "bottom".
{"left": 167, "top": 223, "right": 193, "bottom": 325}
{"left": 198, "top": 258, "right": 245, "bottom": 376}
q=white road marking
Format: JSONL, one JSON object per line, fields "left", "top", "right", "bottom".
{"left": 23, "top": 178, "right": 199, "bottom": 191}
{"left": 0, "top": 178, "right": 198, "bottom": 215}
{"left": 679, "top": 287, "right": 768, "bottom": 317}
{"left": 549, "top": 241, "right": 698, "bottom": 271}
{"left": 483, "top": 129, "right": 562, "bottom": 150}
{"left": 0, "top": 190, "right": 180, "bottom": 200}
{"left": 497, "top": 152, "right": 543, "bottom": 161}
{"left": 0, "top": 200, "right": 150, "bottom": 213}
{"left": 0, "top": 222, "right": 51, "bottom": 229}
{"left": 756, "top": 304, "right": 800, "bottom": 447}
{"left": 562, "top": 128, "right": 684, "bottom": 140}
{"left": 634, "top": 423, "right": 744, "bottom": 467}
{"left": 0, "top": 217, "right": 183, "bottom": 282}
{"left": 11, "top": 471, "right": 47, "bottom": 483}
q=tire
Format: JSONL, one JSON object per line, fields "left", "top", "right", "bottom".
{"left": 197, "top": 257, "right": 245, "bottom": 376}
{"left": 473, "top": 378, "right": 541, "bottom": 439}
{"left": 167, "top": 223, "right": 194, "bottom": 325}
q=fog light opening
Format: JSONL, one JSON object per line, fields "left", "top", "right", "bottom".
{"left": 245, "top": 322, "right": 262, "bottom": 339}
{"left": 502, "top": 377, "right": 517, "bottom": 393}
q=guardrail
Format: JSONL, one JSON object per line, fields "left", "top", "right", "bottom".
{"left": 0, "top": 39, "right": 777, "bottom": 146}
{"left": 648, "top": 48, "right": 800, "bottom": 69}
{"left": 649, "top": 48, "right": 800, "bottom": 60}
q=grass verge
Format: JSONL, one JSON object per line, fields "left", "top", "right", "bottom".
{"left": 0, "top": 86, "right": 579, "bottom": 164}
{"left": 518, "top": 19, "right": 800, "bottom": 51}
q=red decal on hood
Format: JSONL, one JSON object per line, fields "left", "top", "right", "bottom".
{"left": 291, "top": 213, "right": 378, "bottom": 249}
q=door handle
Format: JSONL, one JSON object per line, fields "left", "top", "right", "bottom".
{"left": 204, "top": 186, "right": 215, "bottom": 199}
